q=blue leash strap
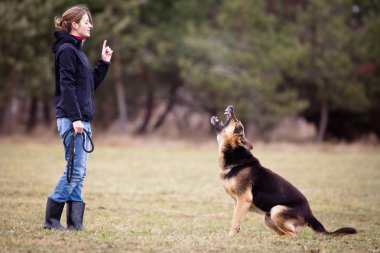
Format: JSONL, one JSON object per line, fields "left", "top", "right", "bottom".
{"left": 62, "top": 128, "right": 94, "bottom": 183}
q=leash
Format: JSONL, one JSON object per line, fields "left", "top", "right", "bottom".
{"left": 62, "top": 128, "right": 94, "bottom": 183}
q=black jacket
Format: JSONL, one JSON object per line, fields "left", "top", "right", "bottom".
{"left": 52, "top": 31, "right": 110, "bottom": 122}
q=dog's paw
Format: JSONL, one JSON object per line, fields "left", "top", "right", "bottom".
{"left": 229, "top": 227, "right": 240, "bottom": 236}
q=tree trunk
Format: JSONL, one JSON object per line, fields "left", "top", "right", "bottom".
{"left": 113, "top": 52, "right": 128, "bottom": 133}
{"left": 152, "top": 81, "right": 180, "bottom": 131}
{"left": 316, "top": 99, "right": 328, "bottom": 143}
{"left": 42, "top": 97, "right": 51, "bottom": 126}
{"left": 136, "top": 88, "right": 154, "bottom": 134}
{"left": 26, "top": 96, "right": 37, "bottom": 133}
{"left": 1, "top": 95, "right": 17, "bottom": 135}
{"left": 0, "top": 74, "right": 17, "bottom": 135}
{"left": 136, "top": 62, "right": 154, "bottom": 134}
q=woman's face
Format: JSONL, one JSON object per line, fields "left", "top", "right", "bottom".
{"left": 73, "top": 13, "right": 93, "bottom": 38}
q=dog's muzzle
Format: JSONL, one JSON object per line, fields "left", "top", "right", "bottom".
{"left": 211, "top": 105, "right": 236, "bottom": 132}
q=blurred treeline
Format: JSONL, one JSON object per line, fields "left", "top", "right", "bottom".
{"left": 0, "top": 0, "right": 379, "bottom": 142}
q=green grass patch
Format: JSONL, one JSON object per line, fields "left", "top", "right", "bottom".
{"left": 0, "top": 141, "right": 379, "bottom": 252}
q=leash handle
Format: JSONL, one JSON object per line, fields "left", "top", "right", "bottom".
{"left": 82, "top": 129, "right": 94, "bottom": 153}
{"left": 67, "top": 133, "right": 75, "bottom": 183}
{"left": 64, "top": 130, "right": 76, "bottom": 183}
{"left": 62, "top": 127, "right": 94, "bottom": 183}
{"left": 62, "top": 128, "right": 94, "bottom": 153}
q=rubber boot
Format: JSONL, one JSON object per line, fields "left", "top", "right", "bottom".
{"left": 66, "top": 201, "right": 85, "bottom": 230}
{"left": 43, "top": 197, "right": 65, "bottom": 230}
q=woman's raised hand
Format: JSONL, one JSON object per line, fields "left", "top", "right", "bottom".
{"left": 101, "top": 40, "right": 113, "bottom": 62}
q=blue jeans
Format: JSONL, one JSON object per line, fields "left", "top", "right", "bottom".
{"left": 49, "top": 118, "right": 92, "bottom": 203}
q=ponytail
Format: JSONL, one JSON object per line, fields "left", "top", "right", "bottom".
{"left": 54, "top": 16, "right": 69, "bottom": 32}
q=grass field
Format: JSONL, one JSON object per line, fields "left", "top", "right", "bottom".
{"left": 0, "top": 137, "right": 379, "bottom": 253}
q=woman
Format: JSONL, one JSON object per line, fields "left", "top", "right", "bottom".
{"left": 43, "top": 5, "right": 113, "bottom": 230}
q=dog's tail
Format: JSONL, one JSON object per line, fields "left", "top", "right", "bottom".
{"left": 306, "top": 215, "right": 357, "bottom": 236}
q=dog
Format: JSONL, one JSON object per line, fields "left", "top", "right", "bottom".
{"left": 211, "top": 105, "right": 357, "bottom": 237}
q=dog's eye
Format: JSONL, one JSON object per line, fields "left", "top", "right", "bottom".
{"left": 233, "top": 125, "right": 243, "bottom": 134}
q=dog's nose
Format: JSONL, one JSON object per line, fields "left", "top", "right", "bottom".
{"left": 225, "top": 105, "right": 234, "bottom": 115}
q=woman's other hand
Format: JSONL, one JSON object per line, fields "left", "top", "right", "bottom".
{"left": 73, "top": 120, "right": 84, "bottom": 134}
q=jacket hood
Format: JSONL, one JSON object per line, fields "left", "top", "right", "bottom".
{"left": 52, "top": 31, "right": 82, "bottom": 54}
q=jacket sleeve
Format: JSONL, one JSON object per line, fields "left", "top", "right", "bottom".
{"left": 93, "top": 59, "right": 110, "bottom": 90}
{"left": 58, "top": 47, "right": 82, "bottom": 122}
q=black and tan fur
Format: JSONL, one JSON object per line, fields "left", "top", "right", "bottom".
{"left": 211, "top": 105, "right": 357, "bottom": 237}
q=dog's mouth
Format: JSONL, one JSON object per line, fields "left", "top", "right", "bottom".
{"left": 211, "top": 105, "right": 238, "bottom": 132}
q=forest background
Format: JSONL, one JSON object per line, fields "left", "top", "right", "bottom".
{"left": 1, "top": 0, "right": 379, "bottom": 143}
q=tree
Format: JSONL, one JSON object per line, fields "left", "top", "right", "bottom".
{"left": 353, "top": 0, "right": 380, "bottom": 139}
{"left": 290, "top": 0, "right": 370, "bottom": 142}
{"left": 0, "top": 0, "right": 378, "bottom": 141}
{"left": 0, "top": 0, "right": 57, "bottom": 134}
{"left": 179, "top": 0, "right": 307, "bottom": 138}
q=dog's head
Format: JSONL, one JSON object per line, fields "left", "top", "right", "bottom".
{"left": 211, "top": 105, "right": 253, "bottom": 155}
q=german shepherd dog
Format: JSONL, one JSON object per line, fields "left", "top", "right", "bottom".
{"left": 211, "top": 105, "right": 357, "bottom": 237}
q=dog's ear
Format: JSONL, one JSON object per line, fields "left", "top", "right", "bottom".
{"left": 238, "top": 136, "right": 253, "bottom": 150}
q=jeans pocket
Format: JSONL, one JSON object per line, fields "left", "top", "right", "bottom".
{"left": 57, "top": 118, "right": 73, "bottom": 137}
{"left": 57, "top": 118, "right": 62, "bottom": 134}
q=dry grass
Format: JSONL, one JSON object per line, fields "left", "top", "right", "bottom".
{"left": 0, "top": 137, "right": 379, "bottom": 253}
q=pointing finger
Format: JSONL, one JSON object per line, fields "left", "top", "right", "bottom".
{"left": 103, "top": 40, "right": 107, "bottom": 49}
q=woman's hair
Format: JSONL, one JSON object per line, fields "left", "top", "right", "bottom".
{"left": 54, "top": 5, "right": 92, "bottom": 32}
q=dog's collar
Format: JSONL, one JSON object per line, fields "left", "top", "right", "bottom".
{"left": 224, "top": 158, "right": 256, "bottom": 170}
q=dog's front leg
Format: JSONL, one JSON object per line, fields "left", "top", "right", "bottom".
{"left": 229, "top": 195, "right": 252, "bottom": 236}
